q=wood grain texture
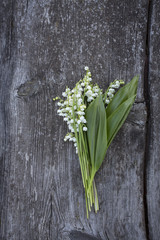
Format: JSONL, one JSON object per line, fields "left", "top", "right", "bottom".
{"left": 147, "top": 0, "right": 160, "bottom": 239}
{"left": 0, "top": 0, "right": 149, "bottom": 239}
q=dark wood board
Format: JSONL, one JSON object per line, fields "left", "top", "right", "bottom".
{"left": 146, "top": 0, "right": 160, "bottom": 239}
{"left": 0, "top": 0, "right": 151, "bottom": 239}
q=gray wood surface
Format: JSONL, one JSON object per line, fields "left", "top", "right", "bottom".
{"left": 0, "top": 0, "right": 158, "bottom": 239}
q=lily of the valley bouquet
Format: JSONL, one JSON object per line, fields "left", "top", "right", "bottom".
{"left": 53, "top": 67, "right": 138, "bottom": 218}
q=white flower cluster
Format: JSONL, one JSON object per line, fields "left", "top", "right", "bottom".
{"left": 54, "top": 66, "right": 124, "bottom": 153}
{"left": 55, "top": 67, "right": 100, "bottom": 152}
{"left": 103, "top": 79, "right": 124, "bottom": 107}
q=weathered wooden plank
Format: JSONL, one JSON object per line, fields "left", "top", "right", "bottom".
{"left": 0, "top": 1, "right": 18, "bottom": 239}
{"left": 0, "top": 0, "right": 148, "bottom": 239}
{"left": 147, "top": 0, "right": 160, "bottom": 239}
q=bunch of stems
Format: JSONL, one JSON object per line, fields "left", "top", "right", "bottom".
{"left": 73, "top": 107, "right": 99, "bottom": 218}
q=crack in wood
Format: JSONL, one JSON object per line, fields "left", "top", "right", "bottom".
{"left": 143, "top": 0, "right": 153, "bottom": 239}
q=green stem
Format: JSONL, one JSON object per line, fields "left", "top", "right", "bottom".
{"left": 93, "top": 180, "right": 99, "bottom": 212}
{"left": 87, "top": 170, "right": 96, "bottom": 195}
{"left": 85, "top": 188, "right": 89, "bottom": 218}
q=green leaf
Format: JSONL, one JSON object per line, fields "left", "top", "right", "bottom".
{"left": 107, "top": 95, "right": 136, "bottom": 148}
{"left": 106, "top": 75, "right": 139, "bottom": 116}
{"left": 86, "top": 95, "right": 107, "bottom": 172}
{"left": 106, "top": 75, "right": 139, "bottom": 148}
